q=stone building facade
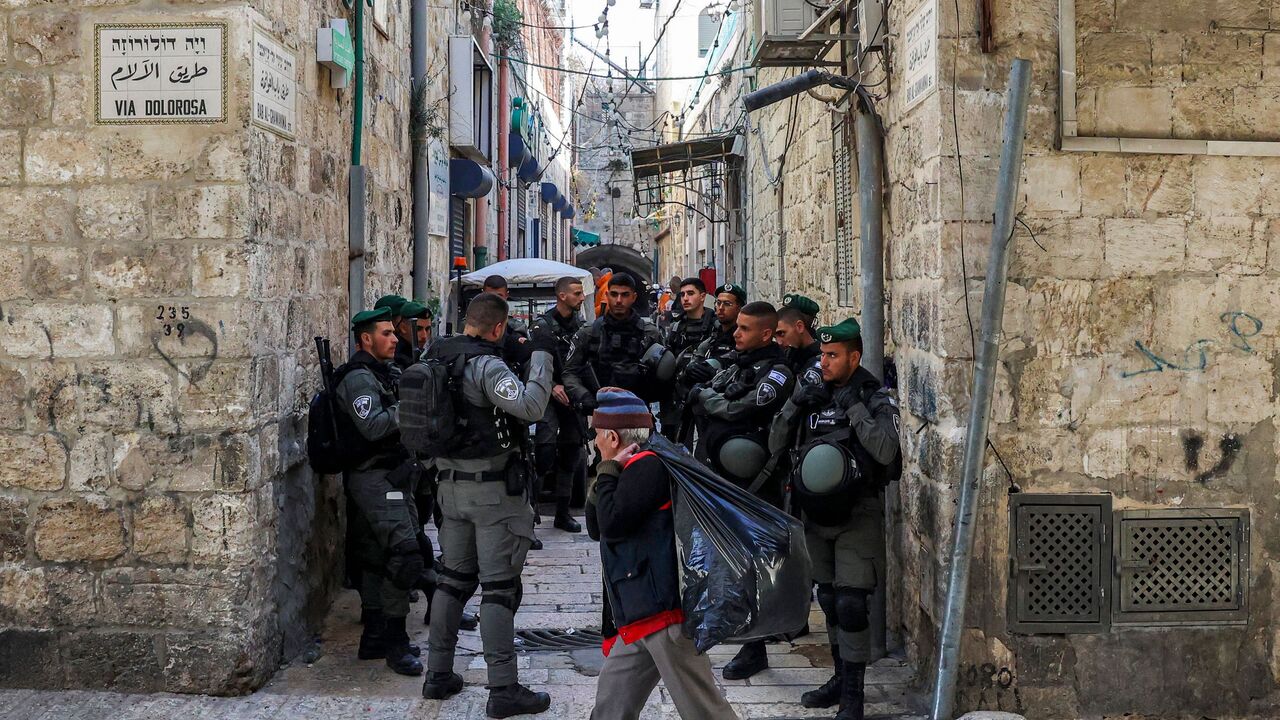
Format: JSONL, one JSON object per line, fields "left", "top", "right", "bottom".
{"left": 574, "top": 78, "right": 656, "bottom": 254}
{"left": 652, "top": 0, "right": 1280, "bottom": 715}
{"left": 0, "top": 0, "right": 430, "bottom": 694}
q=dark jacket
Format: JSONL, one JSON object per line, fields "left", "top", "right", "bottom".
{"left": 563, "top": 310, "right": 662, "bottom": 406}
{"left": 594, "top": 450, "right": 682, "bottom": 649}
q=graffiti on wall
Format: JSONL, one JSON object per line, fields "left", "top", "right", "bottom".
{"left": 1121, "top": 311, "right": 1262, "bottom": 378}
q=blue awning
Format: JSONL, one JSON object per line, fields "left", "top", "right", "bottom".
{"left": 561, "top": 205, "right": 576, "bottom": 219}
{"left": 518, "top": 155, "right": 540, "bottom": 182}
{"left": 450, "top": 159, "right": 494, "bottom": 198}
{"left": 571, "top": 228, "right": 600, "bottom": 246}
{"left": 552, "top": 195, "right": 568, "bottom": 211}
{"left": 540, "top": 182, "right": 559, "bottom": 203}
{"left": 508, "top": 131, "right": 532, "bottom": 169}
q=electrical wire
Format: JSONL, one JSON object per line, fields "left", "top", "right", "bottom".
{"left": 462, "top": 0, "right": 593, "bottom": 30}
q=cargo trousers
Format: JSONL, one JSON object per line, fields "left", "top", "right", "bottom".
{"left": 805, "top": 493, "right": 885, "bottom": 663}
{"left": 345, "top": 465, "right": 421, "bottom": 618}
{"left": 427, "top": 471, "right": 536, "bottom": 687}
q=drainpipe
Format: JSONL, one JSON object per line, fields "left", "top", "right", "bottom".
{"left": 411, "top": 0, "right": 429, "bottom": 300}
{"left": 497, "top": 56, "right": 510, "bottom": 261}
{"left": 473, "top": 27, "right": 492, "bottom": 269}
{"left": 348, "top": 0, "right": 367, "bottom": 353}
{"left": 930, "top": 58, "right": 1032, "bottom": 720}
{"left": 854, "top": 92, "right": 888, "bottom": 661}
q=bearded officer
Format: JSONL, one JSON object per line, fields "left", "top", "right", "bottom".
{"left": 776, "top": 294, "right": 823, "bottom": 388}
{"left": 686, "top": 300, "right": 795, "bottom": 681}
{"left": 421, "top": 292, "right": 557, "bottom": 717}
{"left": 768, "top": 318, "right": 900, "bottom": 720}
{"left": 530, "top": 276, "right": 588, "bottom": 533}
{"left": 335, "top": 307, "right": 434, "bottom": 676}
{"left": 563, "top": 272, "right": 664, "bottom": 408}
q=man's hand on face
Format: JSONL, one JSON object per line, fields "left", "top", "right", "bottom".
{"left": 611, "top": 443, "right": 641, "bottom": 465}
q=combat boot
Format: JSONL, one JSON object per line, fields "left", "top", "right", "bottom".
{"left": 834, "top": 661, "right": 866, "bottom": 720}
{"left": 357, "top": 610, "right": 386, "bottom": 660}
{"left": 486, "top": 683, "right": 551, "bottom": 718}
{"left": 422, "top": 671, "right": 464, "bottom": 700}
{"left": 382, "top": 616, "right": 423, "bottom": 676}
{"left": 722, "top": 640, "right": 769, "bottom": 680}
{"left": 800, "top": 645, "right": 842, "bottom": 708}
{"left": 553, "top": 498, "right": 582, "bottom": 533}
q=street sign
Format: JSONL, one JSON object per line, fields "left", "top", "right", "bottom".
{"left": 95, "top": 22, "right": 227, "bottom": 124}
{"left": 252, "top": 28, "right": 296, "bottom": 139}
{"left": 902, "top": 0, "right": 937, "bottom": 112}
{"left": 317, "top": 20, "right": 354, "bottom": 89}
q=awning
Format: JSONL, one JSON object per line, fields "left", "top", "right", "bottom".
{"left": 508, "top": 131, "right": 532, "bottom": 169}
{"left": 571, "top": 228, "right": 600, "bottom": 246}
{"left": 518, "top": 154, "right": 540, "bottom": 182}
{"left": 540, "top": 182, "right": 559, "bottom": 203}
{"left": 552, "top": 195, "right": 568, "bottom": 211}
{"left": 630, "top": 133, "right": 743, "bottom": 180}
{"left": 561, "top": 205, "right": 576, "bottom": 219}
{"left": 450, "top": 158, "right": 494, "bottom": 198}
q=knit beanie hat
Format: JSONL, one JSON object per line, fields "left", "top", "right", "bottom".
{"left": 591, "top": 387, "right": 654, "bottom": 430}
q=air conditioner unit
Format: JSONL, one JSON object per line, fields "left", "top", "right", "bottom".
{"left": 858, "top": 0, "right": 885, "bottom": 51}
{"left": 755, "top": 0, "right": 823, "bottom": 39}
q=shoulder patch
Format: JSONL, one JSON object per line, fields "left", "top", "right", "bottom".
{"left": 494, "top": 376, "right": 520, "bottom": 402}
{"left": 756, "top": 382, "right": 778, "bottom": 406}
{"left": 352, "top": 395, "right": 373, "bottom": 419}
{"left": 803, "top": 367, "right": 824, "bottom": 385}
{"left": 767, "top": 369, "right": 788, "bottom": 385}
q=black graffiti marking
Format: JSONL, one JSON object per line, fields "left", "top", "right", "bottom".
{"left": 1196, "top": 434, "right": 1242, "bottom": 484}
{"left": 151, "top": 316, "right": 218, "bottom": 386}
{"left": 1181, "top": 431, "right": 1204, "bottom": 471}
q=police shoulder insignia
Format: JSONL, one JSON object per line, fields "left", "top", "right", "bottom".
{"left": 756, "top": 382, "right": 778, "bottom": 406}
{"left": 353, "top": 395, "right": 373, "bottom": 419}
{"left": 767, "top": 369, "right": 788, "bottom": 385}
{"left": 494, "top": 376, "right": 520, "bottom": 401}
{"left": 804, "top": 367, "right": 823, "bottom": 385}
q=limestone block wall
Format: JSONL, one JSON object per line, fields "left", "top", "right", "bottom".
{"left": 0, "top": 0, "right": 417, "bottom": 694}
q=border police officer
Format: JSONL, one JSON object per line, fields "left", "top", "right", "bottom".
{"left": 768, "top": 318, "right": 901, "bottom": 720}
{"left": 335, "top": 307, "right": 433, "bottom": 676}
{"left": 660, "top": 278, "right": 716, "bottom": 439}
{"left": 687, "top": 301, "right": 795, "bottom": 681}
{"left": 530, "top": 276, "right": 588, "bottom": 534}
{"left": 777, "top": 294, "right": 823, "bottom": 388}
{"left": 422, "top": 293, "right": 556, "bottom": 718}
{"left": 563, "top": 272, "right": 663, "bottom": 408}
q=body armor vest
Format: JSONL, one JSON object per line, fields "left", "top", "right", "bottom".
{"left": 429, "top": 335, "right": 516, "bottom": 460}
{"left": 588, "top": 314, "right": 650, "bottom": 392}
{"left": 335, "top": 352, "right": 404, "bottom": 467}
{"left": 668, "top": 311, "right": 715, "bottom": 354}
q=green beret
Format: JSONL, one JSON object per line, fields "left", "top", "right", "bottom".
{"left": 351, "top": 306, "right": 393, "bottom": 329}
{"left": 716, "top": 283, "right": 746, "bottom": 304}
{"left": 817, "top": 318, "right": 861, "bottom": 343}
{"left": 781, "top": 294, "right": 820, "bottom": 318}
{"left": 374, "top": 294, "right": 409, "bottom": 315}
{"left": 400, "top": 300, "right": 428, "bottom": 319}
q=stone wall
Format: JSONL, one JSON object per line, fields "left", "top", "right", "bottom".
{"left": 575, "top": 82, "right": 654, "bottom": 253}
{"left": 0, "top": 0, "right": 418, "bottom": 694}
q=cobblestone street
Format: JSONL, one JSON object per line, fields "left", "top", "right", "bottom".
{"left": 0, "top": 517, "right": 925, "bottom": 720}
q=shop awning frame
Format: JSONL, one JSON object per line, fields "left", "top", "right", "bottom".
{"left": 629, "top": 132, "right": 743, "bottom": 225}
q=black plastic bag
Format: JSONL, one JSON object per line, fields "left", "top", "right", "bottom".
{"left": 643, "top": 435, "right": 812, "bottom": 653}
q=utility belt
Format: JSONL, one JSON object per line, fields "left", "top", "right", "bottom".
{"left": 439, "top": 453, "right": 529, "bottom": 497}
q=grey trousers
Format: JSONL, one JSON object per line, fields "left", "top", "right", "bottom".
{"left": 590, "top": 624, "right": 739, "bottom": 720}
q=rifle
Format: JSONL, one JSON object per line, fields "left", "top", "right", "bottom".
{"left": 315, "top": 336, "right": 340, "bottom": 438}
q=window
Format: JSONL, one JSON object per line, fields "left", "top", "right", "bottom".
{"left": 698, "top": 8, "right": 718, "bottom": 58}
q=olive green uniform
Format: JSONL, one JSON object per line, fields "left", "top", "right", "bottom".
{"left": 768, "top": 370, "right": 900, "bottom": 663}
{"left": 335, "top": 358, "right": 420, "bottom": 620}
{"left": 427, "top": 343, "right": 553, "bottom": 688}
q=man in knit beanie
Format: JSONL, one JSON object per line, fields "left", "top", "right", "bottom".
{"left": 587, "top": 388, "right": 738, "bottom": 720}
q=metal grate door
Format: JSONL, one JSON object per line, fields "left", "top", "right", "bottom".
{"left": 1009, "top": 494, "right": 1111, "bottom": 634}
{"left": 832, "top": 113, "right": 855, "bottom": 307}
{"left": 1114, "top": 509, "right": 1248, "bottom": 624}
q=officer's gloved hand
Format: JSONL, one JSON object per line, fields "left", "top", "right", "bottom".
{"left": 527, "top": 332, "right": 558, "bottom": 357}
{"left": 415, "top": 530, "right": 433, "bottom": 560}
{"left": 684, "top": 360, "right": 716, "bottom": 384}
{"left": 387, "top": 542, "right": 428, "bottom": 591}
{"left": 575, "top": 396, "right": 599, "bottom": 413}
{"left": 792, "top": 382, "right": 831, "bottom": 410}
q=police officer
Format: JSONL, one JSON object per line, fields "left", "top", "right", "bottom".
{"left": 335, "top": 307, "right": 434, "bottom": 676}
{"left": 687, "top": 301, "right": 795, "bottom": 681}
{"left": 422, "top": 292, "right": 556, "bottom": 717}
{"left": 482, "top": 274, "right": 531, "bottom": 364}
{"left": 768, "top": 318, "right": 900, "bottom": 720}
{"left": 776, "top": 294, "right": 823, "bottom": 388}
{"left": 563, "top": 272, "right": 664, "bottom": 408}
{"left": 530, "top": 276, "right": 588, "bottom": 534}
{"left": 392, "top": 300, "right": 431, "bottom": 371}
{"left": 658, "top": 278, "right": 716, "bottom": 439}
{"left": 679, "top": 282, "right": 744, "bottom": 387}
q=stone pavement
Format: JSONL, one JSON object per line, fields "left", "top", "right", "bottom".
{"left": 0, "top": 515, "right": 926, "bottom": 720}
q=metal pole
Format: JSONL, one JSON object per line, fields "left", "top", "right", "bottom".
{"left": 410, "top": 0, "right": 429, "bottom": 300}
{"left": 930, "top": 58, "right": 1032, "bottom": 720}
{"left": 348, "top": 166, "right": 367, "bottom": 354}
{"left": 855, "top": 97, "right": 888, "bottom": 661}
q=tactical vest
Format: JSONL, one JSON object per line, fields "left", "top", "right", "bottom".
{"left": 667, "top": 311, "right": 715, "bottom": 354}
{"left": 703, "top": 323, "right": 737, "bottom": 362}
{"left": 788, "top": 342, "right": 823, "bottom": 387}
{"left": 334, "top": 353, "right": 404, "bottom": 468}
{"left": 533, "top": 308, "right": 583, "bottom": 360}
{"left": 701, "top": 348, "right": 790, "bottom": 478}
{"left": 427, "top": 335, "right": 517, "bottom": 460}
{"left": 587, "top": 314, "right": 650, "bottom": 392}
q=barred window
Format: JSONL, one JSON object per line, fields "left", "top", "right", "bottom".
{"left": 833, "top": 112, "right": 855, "bottom": 307}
